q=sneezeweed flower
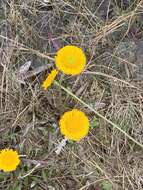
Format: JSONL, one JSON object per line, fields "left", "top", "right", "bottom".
{"left": 59, "top": 109, "right": 89, "bottom": 141}
{"left": 55, "top": 45, "right": 86, "bottom": 75}
{"left": 42, "top": 45, "right": 86, "bottom": 90}
{"left": 42, "top": 69, "right": 58, "bottom": 90}
{"left": 0, "top": 149, "right": 20, "bottom": 172}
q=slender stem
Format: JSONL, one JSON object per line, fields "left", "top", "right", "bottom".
{"left": 19, "top": 163, "right": 40, "bottom": 179}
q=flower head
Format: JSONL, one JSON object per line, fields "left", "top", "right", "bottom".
{"left": 0, "top": 149, "right": 20, "bottom": 172}
{"left": 59, "top": 109, "right": 89, "bottom": 141}
{"left": 42, "top": 69, "right": 58, "bottom": 90}
{"left": 55, "top": 45, "right": 86, "bottom": 75}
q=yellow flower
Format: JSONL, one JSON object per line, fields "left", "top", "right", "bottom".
{"left": 42, "top": 69, "right": 59, "bottom": 90}
{"left": 0, "top": 149, "right": 20, "bottom": 172}
{"left": 55, "top": 45, "right": 86, "bottom": 75}
{"left": 59, "top": 109, "right": 89, "bottom": 141}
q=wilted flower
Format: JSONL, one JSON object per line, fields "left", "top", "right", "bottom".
{"left": 42, "top": 69, "right": 58, "bottom": 90}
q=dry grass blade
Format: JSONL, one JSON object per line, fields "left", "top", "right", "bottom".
{"left": 84, "top": 71, "right": 142, "bottom": 92}
{"left": 18, "top": 47, "right": 55, "bottom": 61}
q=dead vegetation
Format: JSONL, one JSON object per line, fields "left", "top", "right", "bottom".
{"left": 0, "top": 0, "right": 143, "bottom": 189}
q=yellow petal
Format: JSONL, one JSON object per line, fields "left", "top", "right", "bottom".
{"left": 55, "top": 45, "right": 86, "bottom": 75}
{"left": 0, "top": 149, "right": 20, "bottom": 172}
{"left": 59, "top": 109, "right": 89, "bottom": 141}
{"left": 42, "top": 69, "right": 59, "bottom": 90}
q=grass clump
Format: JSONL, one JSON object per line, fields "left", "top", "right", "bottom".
{"left": 0, "top": 0, "right": 143, "bottom": 189}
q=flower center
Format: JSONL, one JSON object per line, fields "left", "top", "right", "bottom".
{"left": 67, "top": 55, "right": 76, "bottom": 65}
{"left": 65, "top": 118, "right": 83, "bottom": 134}
{"left": 3, "top": 155, "right": 13, "bottom": 166}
